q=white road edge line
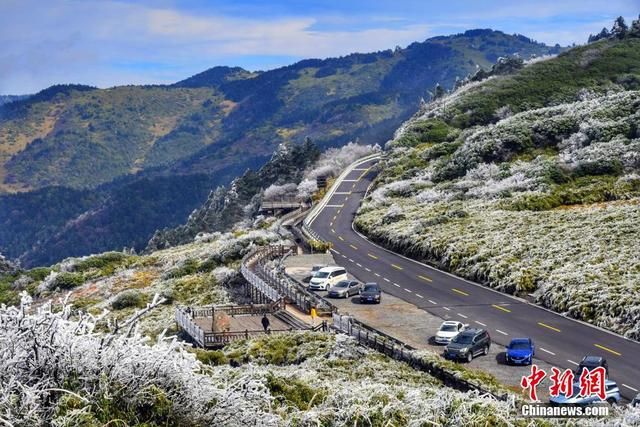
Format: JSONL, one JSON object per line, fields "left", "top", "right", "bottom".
{"left": 567, "top": 359, "right": 579, "bottom": 366}
{"left": 458, "top": 313, "right": 468, "bottom": 319}
{"left": 622, "top": 384, "right": 639, "bottom": 392}
{"left": 474, "top": 321, "right": 487, "bottom": 327}
{"left": 428, "top": 299, "right": 437, "bottom": 304}
{"left": 416, "top": 294, "right": 424, "bottom": 298}
{"left": 495, "top": 329, "right": 508, "bottom": 336}
{"left": 540, "top": 347, "right": 556, "bottom": 356}
{"left": 443, "top": 307, "right": 451, "bottom": 311}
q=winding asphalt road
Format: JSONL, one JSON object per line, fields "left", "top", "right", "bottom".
{"left": 308, "top": 157, "right": 640, "bottom": 401}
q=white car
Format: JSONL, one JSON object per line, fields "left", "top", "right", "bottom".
{"left": 434, "top": 321, "right": 466, "bottom": 344}
{"left": 309, "top": 266, "right": 348, "bottom": 291}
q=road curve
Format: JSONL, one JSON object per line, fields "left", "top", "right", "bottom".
{"left": 308, "top": 157, "right": 640, "bottom": 400}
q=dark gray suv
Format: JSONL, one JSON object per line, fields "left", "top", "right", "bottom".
{"left": 444, "top": 328, "right": 491, "bottom": 362}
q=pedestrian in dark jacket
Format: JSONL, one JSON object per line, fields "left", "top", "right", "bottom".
{"left": 261, "top": 314, "right": 270, "bottom": 333}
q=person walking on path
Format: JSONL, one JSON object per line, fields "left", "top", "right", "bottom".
{"left": 261, "top": 314, "right": 270, "bottom": 333}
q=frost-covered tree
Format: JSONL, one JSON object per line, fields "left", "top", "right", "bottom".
{"left": 611, "top": 16, "right": 628, "bottom": 39}
{"left": 630, "top": 15, "right": 640, "bottom": 37}
{"left": 0, "top": 253, "right": 18, "bottom": 274}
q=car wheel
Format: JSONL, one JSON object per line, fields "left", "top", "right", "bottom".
{"left": 466, "top": 352, "right": 473, "bottom": 363}
{"left": 483, "top": 345, "right": 489, "bottom": 356}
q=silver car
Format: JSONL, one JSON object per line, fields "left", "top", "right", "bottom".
{"left": 549, "top": 380, "right": 621, "bottom": 406}
{"left": 327, "top": 280, "right": 361, "bottom": 298}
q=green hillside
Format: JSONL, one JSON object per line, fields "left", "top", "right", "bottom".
{"left": 355, "top": 27, "right": 640, "bottom": 339}
{"left": 0, "top": 29, "right": 560, "bottom": 267}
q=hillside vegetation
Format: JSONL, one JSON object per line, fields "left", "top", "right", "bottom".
{"left": 0, "top": 30, "right": 560, "bottom": 267}
{"left": 3, "top": 225, "right": 640, "bottom": 425}
{"left": 355, "top": 31, "right": 640, "bottom": 339}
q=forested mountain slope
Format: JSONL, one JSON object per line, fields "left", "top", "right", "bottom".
{"left": 0, "top": 29, "right": 560, "bottom": 266}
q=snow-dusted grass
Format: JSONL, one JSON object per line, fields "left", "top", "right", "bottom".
{"left": 5, "top": 296, "right": 637, "bottom": 426}
{"left": 357, "top": 90, "right": 640, "bottom": 339}
{"left": 7, "top": 229, "right": 284, "bottom": 338}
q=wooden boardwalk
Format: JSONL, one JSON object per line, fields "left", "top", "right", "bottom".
{"left": 193, "top": 313, "right": 291, "bottom": 334}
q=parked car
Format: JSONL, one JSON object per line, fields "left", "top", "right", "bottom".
{"left": 327, "top": 280, "right": 361, "bottom": 298}
{"left": 308, "top": 266, "right": 347, "bottom": 291}
{"left": 575, "top": 355, "right": 609, "bottom": 376}
{"left": 434, "top": 321, "right": 466, "bottom": 345}
{"left": 359, "top": 283, "right": 381, "bottom": 304}
{"left": 310, "top": 264, "right": 326, "bottom": 278}
{"left": 444, "top": 328, "right": 491, "bottom": 362}
{"left": 505, "top": 338, "right": 535, "bottom": 365}
{"left": 549, "top": 380, "right": 621, "bottom": 406}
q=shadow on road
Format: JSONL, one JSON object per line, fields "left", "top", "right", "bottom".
{"left": 496, "top": 351, "right": 509, "bottom": 365}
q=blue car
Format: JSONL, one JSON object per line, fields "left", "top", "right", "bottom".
{"left": 505, "top": 338, "right": 535, "bottom": 365}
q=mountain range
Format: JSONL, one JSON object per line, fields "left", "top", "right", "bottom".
{"left": 0, "top": 29, "right": 561, "bottom": 267}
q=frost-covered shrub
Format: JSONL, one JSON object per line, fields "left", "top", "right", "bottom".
{"left": 296, "top": 178, "right": 317, "bottom": 200}
{"left": 356, "top": 90, "right": 640, "bottom": 339}
{"left": 111, "top": 289, "right": 145, "bottom": 310}
{"left": 263, "top": 183, "right": 298, "bottom": 200}
{"left": 303, "top": 142, "right": 379, "bottom": 180}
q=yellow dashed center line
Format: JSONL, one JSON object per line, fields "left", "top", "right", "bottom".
{"left": 452, "top": 288, "right": 469, "bottom": 296}
{"left": 329, "top": 221, "right": 333, "bottom": 227}
{"left": 367, "top": 253, "right": 378, "bottom": 260}
{"left": 538, "top": 322, "right": 561, "bottom": 333}
{"left": 492, "top": 304, "right": 511, "bottom": 313}
{"left": 338, "top": 236, "right": 344, "bottom": 241}
{"left": 331, "top": 228, "right": 335, "bottom": 234}
{"left": 350, "top": 244, "right": 358, "bottom": 250}
{"left": 333, "top": 215, "right": 337, "bottom": 221}
{"left": 418, "top": 275, "right": 432, "bottom": 283}
{"left": 594, "top": 344, "right": 621, "bottom": 356}
{"left": 391, "top": 264, "right": 403, "bottom": 270}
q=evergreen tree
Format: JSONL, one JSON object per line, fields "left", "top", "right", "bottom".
{"left": 630, "top": 15, "right": 640, "bottom": 37}
{"left": 611, "top": 16, "right": 628, "bottom": 39}
{"left": 598, "top": 27, "right": 611, "bottom": 40}
{"left": 431, "top": 83, "right": 446, "bottom": 100}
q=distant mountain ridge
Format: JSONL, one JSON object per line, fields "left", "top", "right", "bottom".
{"left": 0, "top": 94, "right": 31, "bottom": 107}
{"left": 0, "top": 29, "right": 562, "bottom": 267}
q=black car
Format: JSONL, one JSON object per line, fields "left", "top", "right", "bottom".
{"left": 359, "top": 283, "right": 381, "bottom": 304}
{"left": 444, "top": 328, "right": 491, "bottom": 362}
{"left": 575, "top": 355, "right": 608, "bottom": 376}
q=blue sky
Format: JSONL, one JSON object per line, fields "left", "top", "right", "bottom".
{"left": 1, "top": 0, "right": 637, "bottom": 94}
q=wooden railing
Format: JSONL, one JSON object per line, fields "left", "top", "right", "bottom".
{"left": 332, "top": 313, "right": 509, "bottom": 402}
{"left": 240, "top": 244, "right": 333, "bottom": 315}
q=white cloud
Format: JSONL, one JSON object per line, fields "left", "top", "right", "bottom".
{"left": 0, "top": 0, "right": 430, "bottom": 93}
